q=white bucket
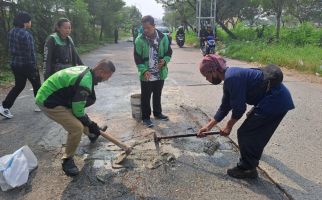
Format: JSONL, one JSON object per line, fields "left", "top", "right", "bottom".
{"left": 130, "top": 93, "right": 141, "bottom": 121}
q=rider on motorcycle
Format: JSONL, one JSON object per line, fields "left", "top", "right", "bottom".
{"left": 176, "top": 26, "right": 185, "bottom": 39}
{"left": 200, "top": 24, "right": 214, "bottom": 48}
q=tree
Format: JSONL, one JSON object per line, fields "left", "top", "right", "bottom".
{"left": 85, "top": 0, "right": 125, "bottom": 40}
{"left": 260, "top": 0, "right": 291, "bottom": 40}
{"left": 157, "top": 0, "right": 253, "bottom": 39}
{"left": 119, "top": 6, "right": 142, "bottom": 33}
{"left": 286, "top": 0, "right": 322, "bottom": 23}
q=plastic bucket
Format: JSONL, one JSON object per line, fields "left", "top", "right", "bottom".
{"left": 130, "top": 93, "right": 141, "bottom": 121}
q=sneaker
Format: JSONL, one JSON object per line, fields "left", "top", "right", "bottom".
{"left": 227, "top": 166, "right": 258, "bottom": 179}
{"left": 34, "top": 104, "right": 41, "bottom": 112}
{"left": 62, "top": 157, "right": 79, "bottom": 177}
{"left": 154, "top": 113, "right": 169, "bottom": 121}
{"left": 143, "top": 119, "right": 154, "bottom": 128}
{"left": 0, "top": 105, "right": 13, "bottom": 119}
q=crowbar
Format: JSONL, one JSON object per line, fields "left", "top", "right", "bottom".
{"left": 153, "top": 131, "right": 220, "bottom": 154}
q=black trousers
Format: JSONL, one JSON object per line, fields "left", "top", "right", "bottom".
{"left": 140, "top": 80, "right": 164, "bottom": 120}
{"left": 237, "top": 110, "right": 287, "bottom": 170}
{"left": 2, "top": 65, "right": 41, "bottom": 109}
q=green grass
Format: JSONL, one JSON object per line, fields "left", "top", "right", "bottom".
{"left": 176, "top": 25, "right": 322, "bottom": 74}
{"left": 75, "top": 40, "right": 108, "bottom": 54}
{"left": 0, "top": 64, "right": 13, "bottom": 87}
{"left": 185, "top": 31, "right": 199, "bottom": 47}
{"left": 171, "top": 31, "right": 200, "bottom": 47}
{"left": 218, "top": 40, "right": 322, "bottom": 73}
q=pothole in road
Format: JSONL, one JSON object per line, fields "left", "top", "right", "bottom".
{"left": 76, "top": 105, "right": 237, "bottom": 180}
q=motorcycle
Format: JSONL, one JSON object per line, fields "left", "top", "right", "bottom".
{"left": 201, "top": 36, "right": 215, "bottom": 56}
{"left": 176, "top": 33, "right": 185, "bottom": 48}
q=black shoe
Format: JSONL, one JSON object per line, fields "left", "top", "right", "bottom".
{"left": 62, "top": 157, "right": 79, "bottom": 177}
{"left": 143, "top": 119, "right": 154, "bottom": 127}
{"left": 154, "top": 114, "right": 169, "bottom": 121}
{"left": 227, "top": 166, "right": 258, "bottom": 179}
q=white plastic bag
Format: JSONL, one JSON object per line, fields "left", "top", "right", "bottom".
{"left": 0, "top": 146, "right": 38, "bottom": 191}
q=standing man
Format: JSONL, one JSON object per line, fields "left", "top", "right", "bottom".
{"left": 114, "top": 27, "right": 119, "bottom": 44}
{"left": 198, "top": 55, "right": 294, "bottom": 179}
{"left": 0, "top": 12, "right": 41, "bottom": 119}
{"left": 134, "top": 15, "right": 172, "bottom": 127}
{"left": 36, "top": 59, "right": 131, "bottom": 176}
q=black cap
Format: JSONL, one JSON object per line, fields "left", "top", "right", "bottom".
{"left": 13, "top": 12, "right": 31, "bottom": 28}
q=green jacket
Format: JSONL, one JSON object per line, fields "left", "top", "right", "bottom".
{"left": 36, "top": 66, "right": 96, "bottom": 126}
{"left": 134, "top": 29, "right": 172, "bottom": 80}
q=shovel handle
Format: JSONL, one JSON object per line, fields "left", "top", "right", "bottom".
{"left": 100, "top": 131, "right": 129, "bottom": 151}
{"left": 157, "top": 131, "right": 220, "bottom": 140}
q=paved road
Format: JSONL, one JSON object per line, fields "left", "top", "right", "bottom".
{"left": 168, "top": 43, "right": 322, "bottom": 200}
{"left": 0, "top": 41, "right": 321, "bottom": 199}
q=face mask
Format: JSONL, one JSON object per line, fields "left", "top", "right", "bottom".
{"left": 211, "top": 76, "right": 222, "bottom": 85}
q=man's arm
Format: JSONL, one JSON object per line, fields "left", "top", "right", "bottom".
{"left": 72, "top": 86, "right": 92, "bottom": 126}
{"left": 26, "top": 33, "right": 36, "bottom": 66}
{"left": 198, "top": 86, "right": 231, "bottom": 137}
{"left": 163, "top": 35, "right": 172, "bottom": 64}
{"left": 220, "top": 77, "right": 247, "bottom": 136}
{"left": 134, "top": 39, "right": 149, "bottom": 78}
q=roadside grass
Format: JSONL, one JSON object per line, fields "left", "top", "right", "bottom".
{"left": 76, "top": 40, "right": 109, "bottom": 54}
{"left": 183, "top": 26, "right": 322, "bottom": 74}
{"left": 0, "top": 64, "right": 13, "bottom": 87}
{"left": 217, "top": 40, "right": 322, "bottom": 73}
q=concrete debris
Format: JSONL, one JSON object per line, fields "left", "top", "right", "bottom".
{"left": 203, "top": 140, "right": 220, "bottom": 155}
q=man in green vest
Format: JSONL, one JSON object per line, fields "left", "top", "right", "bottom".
{"left": 36, "top": 59, "right": 131, "bottom": 176}
{"left": 134, "top": 15, "right": 173, "bottom": 127}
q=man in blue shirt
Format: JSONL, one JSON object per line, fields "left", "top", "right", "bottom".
{"left": 0, "top": 12, "right": 41, "bottom": 119}
{"left": 198, "top": 55, "right": 294, "bottom": 179}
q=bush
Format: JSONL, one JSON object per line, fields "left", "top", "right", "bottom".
{"left": 280, "top": 23, "right": 322, "bottom": 46}
{"left": 219, "top": 40, "right": 322, "bottom": 73}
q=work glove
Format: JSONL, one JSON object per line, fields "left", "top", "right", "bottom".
{"left": 88, "top": 122, "right": 101, "bottom": 143}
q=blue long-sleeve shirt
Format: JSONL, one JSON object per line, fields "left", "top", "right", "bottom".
{"left": 8, "top": 28, "right": 36, "bottom": 67}
{"left": 214, "top": 67, "right": 294, "bottom": 122}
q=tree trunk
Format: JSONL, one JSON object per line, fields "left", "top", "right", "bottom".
{"left": 276, "top": 10, "right": 282, "bottom": 40}
{"left": 217, "top": 20, "right": 237, "bottom": 39}
{"left": 99, "top": 26, "right": 103, "bottom": 41}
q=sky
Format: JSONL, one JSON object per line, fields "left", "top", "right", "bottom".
{"left": 124, "top": 0, "right": 165, "bottom": 19}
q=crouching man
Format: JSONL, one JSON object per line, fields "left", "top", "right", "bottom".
{"left": 36, "top": 59, "right": 131, "bottom": 176}
{"left": 197, "top": 55, "right": 294, "bottom": 179}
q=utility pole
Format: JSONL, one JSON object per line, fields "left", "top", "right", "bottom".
{"left": 196, "top": 0, "right": 217, "bottom": 37}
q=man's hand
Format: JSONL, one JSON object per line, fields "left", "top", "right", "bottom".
{"left": 220, "top": 118, "right": 238, "bottom": 137}
{"left": 144, "top": 71, "right": 151, "bottom": 80}
{"left": 197, "top": 118, "right": 217, "bottom": 138}
{"left": 197, "top": 126, "right": 209, "bottom": 138}
{"left": 158, "top": 59, "right": 165, "bottom": 69}
{"left": 220, "top": 126, "right": 232, "bottom": 137}
{"left": 88, "top": 122, "right": 101, "bottom": 136}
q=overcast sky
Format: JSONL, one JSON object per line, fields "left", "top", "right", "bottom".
{"left": 124, "top": 0, "right": 165, "bottom": 19}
